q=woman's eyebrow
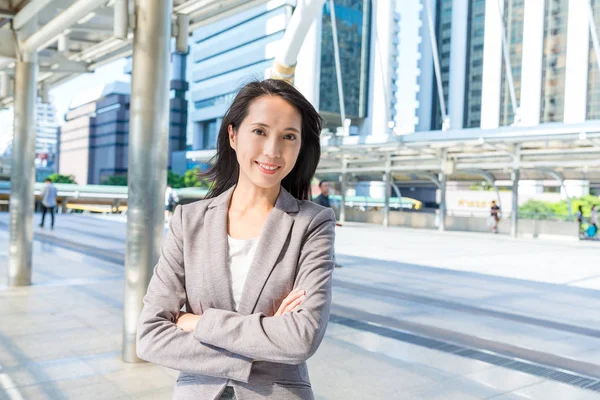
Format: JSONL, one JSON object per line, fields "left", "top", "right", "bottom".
{"left": 251, "top": 122, "right": 300, "bottom": 133}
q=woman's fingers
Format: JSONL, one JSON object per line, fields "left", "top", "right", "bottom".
{"left": 275, "top": 289, "right": 303, "bottom": 316}
{"left": 275, "top": 289, "right": 305, "bottom": 316}
{"left": 283, "top": 295, "right": 306, "bottom": 315}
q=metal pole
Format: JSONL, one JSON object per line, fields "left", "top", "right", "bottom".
{"left": 511, "top": 169, "right": 520, "bottom": 237}
{"left": 424, "top": 0, "right": 449, "bottom": 128}
{"left": 339, "top": 160, "right": 347, "bottom": 224}
{"left": 383, "top": 164, "right": 391, "bottom": 227}
{"left": 123, "top": 0, "right": 173, "bottom": 363}
{"left": 438, "top": 172, "right": 447, "bottom": 231}
{"left": 539, "top": 168, "right": 573, "bottom": 221}
{"left": 8, "top": 21, "right": 38, "bottom": 287}
{"left": 391, "top": 182, "right": 402, "bottom": 211}
{"left": 438, "top": 149, "right": 447, "bottom": 231}
{"left": 588, "top": 0, "right": 600, "bottom": 73}
{"left": 511, "top": 145, "right": 521, "bottom": 238}
{"left": 328, "top": 0, "right": 346, "bottom": 128}
{"left": 273, "top": 0, "right": 324, "bottom": 82}
{"left": 561, "top": 181, "right": 573, "bottom": 222}
{"left": 114, "top": 0, "right": 129, "bottom": 40}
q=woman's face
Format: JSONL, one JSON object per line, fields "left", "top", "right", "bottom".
{"left": 229, "top": 95, "right": 302, "bottom": 190}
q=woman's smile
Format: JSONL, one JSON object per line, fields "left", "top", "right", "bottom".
{"left": 255, "top": 161, "right": 282, "bottom": 174}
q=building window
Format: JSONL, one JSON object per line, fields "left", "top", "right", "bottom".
{"left": 463, "top": 0, "right": 486, "bottom": 128}
{"left": 500, "top": 0, "right": 525, "bottom": 126}
{"left": 540, "top": 0, "right": 569, "bottom": 122}
{"left": 204, "top": 120, "right": 218, "bottom": 149}
{"left": 587, "top": 0, "right": 600, "bottom": 119}
{"left": 319, "top": 0, "right": 370, "bottom": 119}
{"left": 194, "top": 92, "right": 236, "bottom": 109}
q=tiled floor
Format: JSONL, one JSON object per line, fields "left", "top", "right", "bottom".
{"left": 0, "top": 214, "right": 599, "bottom": 399}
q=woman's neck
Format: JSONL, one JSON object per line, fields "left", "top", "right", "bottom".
{"left": 229, "top": 177, "right": 280, "bottom": 215}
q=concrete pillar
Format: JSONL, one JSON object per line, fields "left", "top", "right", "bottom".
{"left": 8, "top": 21, "right": 38, "bottom": 288}
{"left": 438, "top": 171, "right": 447, "bottom": 231}
{"left": 395, "top": 1, "right": 422, "bottom": 134}
{"left": 383, "top": 157, "right": 391, "bottom": 227}
{"left": 564, "top": 0, "right": 590, "bottom": 123}
{"left": 294, "top": 3, "right": 323, "bottom": 109}
{"left": 511, "top": 145, "right": 521, "bottom": 237}
{"left": 511, "top": 169, "right": 520, "bottom": 238}
{"left": 438, "top": 149, "right": 448, "bottom": 231}
{"left": 368, "top": 0, "right": 394, "bottom": 137}
{"left": 123, "top": 0, "right": 173, "bottom": 363}
{"left": 480, "top": 0, "right": 504, "bottom": 129}
{"left": 520, "top": 0, "right": 545, "bottom": 126}
{"left": 339, "top": 160, "right": 348, "bottom": 224}
{"left": 383, "top": 174, "right": 391, "bottom": 227}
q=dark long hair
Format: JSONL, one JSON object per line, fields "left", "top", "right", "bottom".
{"left": 202, "top": 79, "right": 322, "bottom": 201}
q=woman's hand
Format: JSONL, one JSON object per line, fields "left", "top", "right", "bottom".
{"left": 175, "top": 312, "right": 201, "bottom": 332}
{"left": 274, "top": 289, "right": 306, "bottom": 316}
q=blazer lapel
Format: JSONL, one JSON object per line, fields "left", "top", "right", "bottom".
{"left": 237, "top": 187, "right": 298, "bottom": 315}
{"left": 203, "top": 187, "right": 236, "bottom": 311}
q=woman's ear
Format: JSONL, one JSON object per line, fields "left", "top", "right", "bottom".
{"left": 228, "top": 124, "right": 236, "bottom": 151}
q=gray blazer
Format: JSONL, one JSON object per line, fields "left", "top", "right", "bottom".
{"left": 136, "top": 186, "right": 336, "bottom": 400}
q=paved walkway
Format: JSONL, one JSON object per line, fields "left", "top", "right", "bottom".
{"left": 0, "top": 213, "right": 599, "bottom": 399}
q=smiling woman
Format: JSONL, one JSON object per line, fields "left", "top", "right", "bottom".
{"left": 203, "top": 79, "right": 323, "bottom": 202}
{"left": 136, "top": 79, "right": 336, "bottom": 400}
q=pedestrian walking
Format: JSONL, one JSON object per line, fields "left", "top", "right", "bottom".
{"left": 39, "top": 178, "right": 57, "bottom": 230}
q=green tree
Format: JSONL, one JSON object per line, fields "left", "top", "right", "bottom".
{"left": 168, "top": 170, "right": 185, "bottom": 189}
{"left": 518, "top": 200, "right": 556, "bottom": 220}
{"left": 47, "top": 173, "right": 76, "bottom": 184}
{"left": 183, "top": 168, "right": 209, "bottom": 188}
{"left": 519, "top": 195, "right": 600, "bottom": 220}
{"left": 100, "top": 175, "right": 128, "bottom": 186}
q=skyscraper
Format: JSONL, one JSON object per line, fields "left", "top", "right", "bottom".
{"left": 0, "top": 99, "right": 59, "bottom": 171}
{"left": 396, "top": 0, "right": 600, "bottom": 132}
{"left": 319, "top": 0, "right": 371, "bottom": 123}
{"left": 587, "top": 0, "right": 600, "bottom": 119}
{"left": 35, "top": 98, "right": 59, "bottom": 168}
{"left": 186, "top": 0, "right": 378, "bottom": 152}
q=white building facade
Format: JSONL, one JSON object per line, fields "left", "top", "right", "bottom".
{"left": 186, "top": 0, "right": 393, "bottom": 153}
{"left": 395, "top": 0, "right": 600, "bottom": 132}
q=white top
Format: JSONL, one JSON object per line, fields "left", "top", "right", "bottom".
{"left": 227, "top": 235, "right": 259, "bottom": 311}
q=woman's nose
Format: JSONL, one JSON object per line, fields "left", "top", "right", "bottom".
{"left": 263, "top": 138, "right": 281, "bottom": 159}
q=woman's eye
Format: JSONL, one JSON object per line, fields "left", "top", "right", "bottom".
{"left": 284, "top": 134, "right": 297, "bottom": 140}
{"left": 253, "top": 129, "right": 265, "bottom": 136}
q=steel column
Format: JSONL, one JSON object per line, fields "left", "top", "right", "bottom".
{"left": 123, "top": 0, "right": 173, "bottom": 363}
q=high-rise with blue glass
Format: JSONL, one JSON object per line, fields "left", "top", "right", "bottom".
{"left": 182, "top": 0, "right": 394, "bottom": 173}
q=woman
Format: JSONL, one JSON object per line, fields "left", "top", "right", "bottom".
{"left": 489, "top": 200, "right": 500, "bottom": 234}
{"left": 590, "top": 205, "right": 598, "bottom": 238}
{"left": 136, "top": 79, "right": 335, "bottom": 400}
{"left": 576, "top": 205, "right": 584, "bottom": 234}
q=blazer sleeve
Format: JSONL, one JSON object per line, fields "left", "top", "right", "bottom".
{"left": 136, "top": 205, "right": 253, "bottom": 382}
{"left": 192, "top": 207, "right": 336, "bottom": 365}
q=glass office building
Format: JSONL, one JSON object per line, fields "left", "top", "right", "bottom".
{"left": 587, "top": 0, "right": 600, "bottom": 120}
{"left": 431, "top": 0, "right": 452, "bottom": 130}
{"left": 463, "top": 0, "right": 486, "bottom": 128}
{"left": 499, "top": 0, "right": 524, "bottom": 126}
{"left": 539, "top": 0, "right": 569, "bottom": 122}
{"left": 319, "top": 0, "right": 370, "bottom": 121}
